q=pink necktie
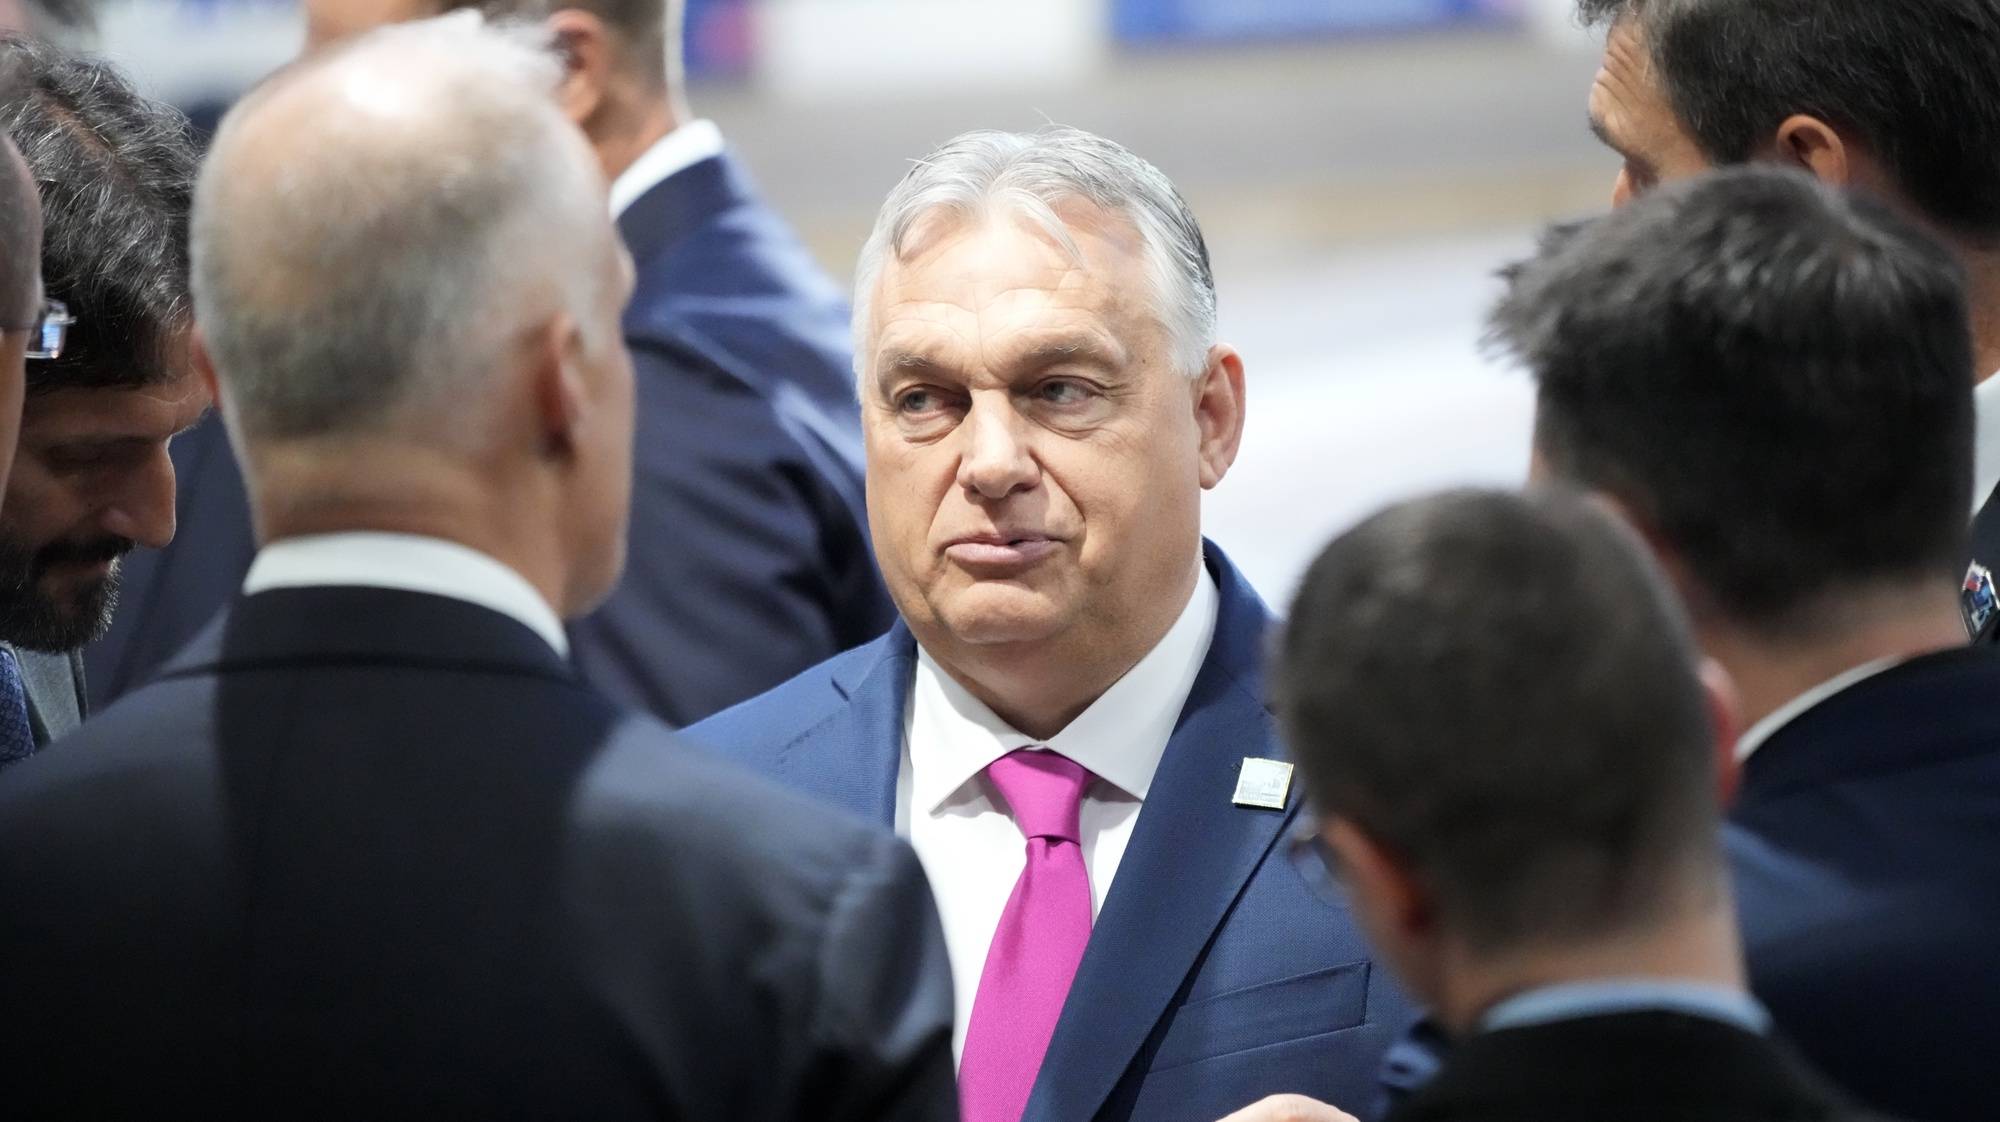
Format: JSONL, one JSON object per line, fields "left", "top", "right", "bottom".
{"left": 959, "top": 748, "right": 1095, "bottom": 1122}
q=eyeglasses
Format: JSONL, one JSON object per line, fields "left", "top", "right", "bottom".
{"left": 4, "top": 298, "right": 74, "bottom": 361}
{"left": 1288, "top": 820, "right": 1349, "bottom": 908}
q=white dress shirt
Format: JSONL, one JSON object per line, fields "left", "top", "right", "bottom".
{"left": 1733, "top": 655, "right": 1906, "bottom": 763}
{"left": 1973, "top": 372, "right": 2000, "bottom": 512}
{"left": 896, "top": 565, "right": 1219, "bottom": 1060}
{"left": 607, "top": 119, "right": 725, "bottom": 220}
{"left": 243, "top": 532, "right": 568, "bottom": 657}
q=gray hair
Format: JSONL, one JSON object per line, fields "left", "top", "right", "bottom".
{"left": 852, "top": 126, "right": 1218, "bottom": 378}
{"left": 192, "top": 14, "right": 610, "bottom": 445}
{"left": 0, "top": 33, "right": 199, "bottom": 396}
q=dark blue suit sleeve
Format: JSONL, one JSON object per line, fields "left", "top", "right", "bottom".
{"left": 567, "top": 341, "right": 895, "bottom": 727}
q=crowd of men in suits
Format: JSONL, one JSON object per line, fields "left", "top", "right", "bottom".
{"left": 0, "top": 0, "right": 1990, "bottom": 1118}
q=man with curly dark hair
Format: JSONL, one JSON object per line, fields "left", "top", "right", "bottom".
{"left": 0, "top": 35, "right": 205, "bottom": 754}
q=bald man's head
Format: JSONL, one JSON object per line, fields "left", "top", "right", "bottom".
{"left": 194, "top": 13, "right": 616, "bottom": 447}
{"left": 193, "top": 14, "right": 638, "bottom": 616}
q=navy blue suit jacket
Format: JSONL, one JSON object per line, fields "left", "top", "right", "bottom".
{"left": 86, "top": 149, "right": 893, "bottom": 726}
{"left": 689, "top": 544, "right": 1415, "bottom": 1122}
{"left": 5, "top": 585, "right": 956, "bottom": 1117}
{"left": 1728, "top": 646, "right": 2000, "bottom": 1122}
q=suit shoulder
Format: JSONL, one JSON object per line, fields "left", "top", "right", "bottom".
{"left": 575, "top": 709, "right": 914, "bottom": 899}
{"left": 684, "top": 639, "right": 888, "bottom": 762}
{"left": 622, "top": 202, "right": 852, "bottom": 396}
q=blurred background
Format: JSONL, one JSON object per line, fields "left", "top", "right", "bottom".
{"left": 55, "top": 0, "right": 1612, "bottom": 603}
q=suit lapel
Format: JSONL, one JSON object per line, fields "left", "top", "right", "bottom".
{"left": 14, "top": 645, "right": 82, "bottom": 746}
{"left": 774, "top": 623, "right": 917, "bottom": 829}
{"left": 1027, "top": 546, "right": 1296, "bottom": 1122}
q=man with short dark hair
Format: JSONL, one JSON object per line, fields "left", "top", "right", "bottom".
{"left": 1223, "top": 488, "right": 1876, "bottom": 1122}
{"left": 1491, "top": 166, "right": 1997, "bottom": 1121}
{"left": 0, "top": 35, "right": 206, "bottom": 752}
{"left": 92, "top": 0, "right": 894, "bottom": 722}
{"left": 1574, "top": 0, "right": 2000, "bottom": 641}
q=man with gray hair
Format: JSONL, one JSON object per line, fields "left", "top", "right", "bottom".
{"left": 691, "top": 126, "right": 1413, "bottom": 1122}
{"left": 0, "top": 17, "right": 956, "bottom": 1117}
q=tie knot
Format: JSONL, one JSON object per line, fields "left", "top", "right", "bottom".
{"left": 986, "top": 748, "right": 1090, "bottom": 844}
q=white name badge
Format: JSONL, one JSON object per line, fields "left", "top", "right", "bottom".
{"left": 1231, "top": 757, "right": 1294, "bottom": 810}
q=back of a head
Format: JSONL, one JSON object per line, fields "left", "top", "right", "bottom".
{"left": 193, "top": 14, "right": 612, "bottom": 450}
{"left": 1277, "top": 488, "right": 1720, "bottom": 956}
{"left": 1494, "top": 165, "right": 1972, "bottom": 635}
{"left": 448, "top": 0, "right": 677, "bottom": 88}
{"left": 1580, "top": 0, "right": 2000, "bottom": 238}
{"left": 0, "top": 34, "right": 196, "bottom": 395}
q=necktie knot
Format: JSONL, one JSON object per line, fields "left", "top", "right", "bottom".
{"left": 986, "top": 748, "right": 1090, "bottom": 845}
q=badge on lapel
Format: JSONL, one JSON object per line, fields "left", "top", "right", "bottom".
{"left": 1231, "top": 757, "right": 1294, "bottom": 810}
{"left": 1964, "top": 562, "right": 1998, "bottom": 639}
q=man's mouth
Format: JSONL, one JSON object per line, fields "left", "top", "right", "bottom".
{"left": 944, "top": 533, "right": 1061, "bottom": 570}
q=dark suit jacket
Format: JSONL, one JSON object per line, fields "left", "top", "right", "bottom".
{"left": 688, "top": 543, "right": 1417, "bottom": 1122}
{"left": 1389, "top": 1012, "right": 1882, "bottom": 1122}
{"left": 569, "top": 149, "right": 894, "bottom": 725}
{"left": 1728, "top": 646, "right": 2000, "bottom": 1122}
{"left": 0, "top": 585, "right": 956, "bottom": 1119}
{"left": 86, "top": 149, "right": 893, "bottom": 726}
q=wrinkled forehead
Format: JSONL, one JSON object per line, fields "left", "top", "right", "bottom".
{"left": 866, "top": 203, "right": 1159, "bottom": 346}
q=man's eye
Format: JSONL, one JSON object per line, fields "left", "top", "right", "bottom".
{"left": 896, "top": 388, "right": 938, "bottom": 414}
{"left": 1036, "top": 379, "right": 1090, "bottom": 405}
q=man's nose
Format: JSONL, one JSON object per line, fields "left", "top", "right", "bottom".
{"left": 956, "top": 397, "right": 1039, "bottom": 500}
{"left": 96, "top": 447, "right": 177, "bottom": 550}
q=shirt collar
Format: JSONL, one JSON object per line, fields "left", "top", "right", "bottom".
{"left": 243, "top": 532, "right": 569, "bottom": 657}
{"left": 608, "top": 119, "right": 725, "bottom": 220}
{"left": 1733, "top": 654, "right": 1907, "bottom": 764}
{"left": 1481, "top": 979, "right": 1770, "bottom": 1037}
{"left": 1973, "top": 371, "right": 2000, "bottom": 512}
{"left": 907, "top": 563, "right": 1220, "bottom": 816}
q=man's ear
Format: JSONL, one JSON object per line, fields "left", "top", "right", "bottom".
{"left": 532, "top": 312, "right": 588, "bottom": 460}
{"left": 546, "top": 9, "right": 615, "bottom": 127}
{"left": 1327, "top": 818, "right": 1433, "bottom": 944}
{"left": 191, "top": 325, "right": 222, "bottom": 414}
{"left": 1699, "top": 657, "right": 1745, "bottom": 807}
{"left": 1194, "top": 344, "right": 1246, "bottom": 490}
{"left": 1774, "top": 114, "right": 1852, "bottom": 187}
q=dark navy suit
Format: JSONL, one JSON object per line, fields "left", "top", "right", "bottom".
{"left": 86, "top": 149, "right": 893, "bottom": 726}
{"left": 1, "top": 584, "right": 956, "bottom": 1117}
{"left": 689, "top": 543, "right": 1416, "bottom": 1122}
{"left": 1728, "top": 645, "right": 2000, "bottom": 1122}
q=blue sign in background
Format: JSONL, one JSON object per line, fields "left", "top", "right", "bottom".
{"left": 1114, "top": 0, "right": 1518, "bottom": 42}
{"left": 684, "top": 0, "right": 753, "bottom": 77}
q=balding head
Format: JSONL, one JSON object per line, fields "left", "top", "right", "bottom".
{"left": 193, "top": 14, "right": 639, "bottom": 617}
{"left": 195, "top": 13, "right": 615, "bottom": 447}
